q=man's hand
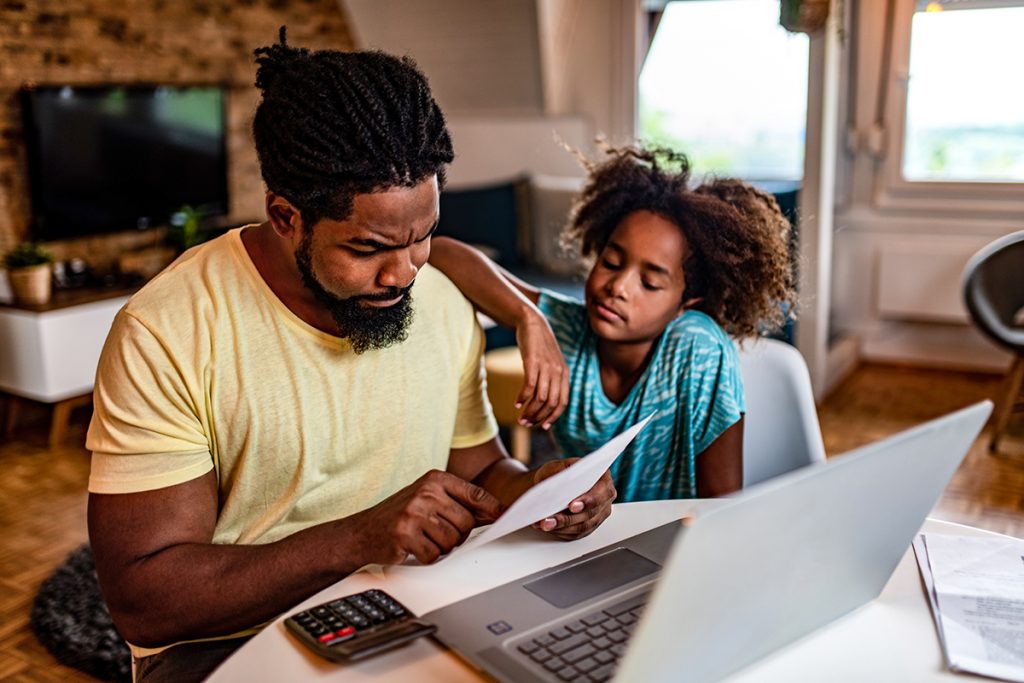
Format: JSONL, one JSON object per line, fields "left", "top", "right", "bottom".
{"left": 349, "top": 470, "right": 504, "bottom": 565}
{"left": 529, "top": 459, "right": 616, "bottom": 540}
{"left": 514, "top": 310, "right": 569, "bottom": 431}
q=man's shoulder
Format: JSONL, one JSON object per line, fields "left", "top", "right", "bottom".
{"left": 414, "top": 264, "right": 475, "bottom": 317}
{"left": 123, "top": 231, "right": 242, "bottom": 321}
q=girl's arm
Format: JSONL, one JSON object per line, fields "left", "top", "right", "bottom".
{"left": 695, "top": 417, "right": 744, "bottom": 497}
{"left": 430, "top": 236, "right": 568, "bottom": 429}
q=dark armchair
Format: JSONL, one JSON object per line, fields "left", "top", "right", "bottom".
{"left": 962, "top": 230, "right": 1024, "bottom": 453}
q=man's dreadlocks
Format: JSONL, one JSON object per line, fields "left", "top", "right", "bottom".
{"left": 252, "top": 27, "right": 454, "bottom": 227}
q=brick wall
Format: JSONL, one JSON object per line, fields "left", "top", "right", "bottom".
{"left": 0, "top": 0, "right": 353, "bottom": 266}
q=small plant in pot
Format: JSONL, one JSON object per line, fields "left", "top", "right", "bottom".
{"left": 4, "top": 242, "right": 54, "bottom": 305}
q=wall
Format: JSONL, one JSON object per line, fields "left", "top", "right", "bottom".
{"left": 342, "top": 0, "right": 642, "bottom": 188}
{"left": 0, "top": 0, "right": 353, "bottom": 267}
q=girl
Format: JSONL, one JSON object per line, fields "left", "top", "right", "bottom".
{"left": 430, "top": 145, "right": 795, "bottom": 500}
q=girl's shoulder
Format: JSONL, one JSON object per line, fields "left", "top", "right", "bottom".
{"left": 536, "top": 288, "right": 589, "bottom": 347}
{"left": 665, "top": 310, "right": 735, "bottom": 351}
{"left": 536, "top": 288, "right": 585, "bottom": 315}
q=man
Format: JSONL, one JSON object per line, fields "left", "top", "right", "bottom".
{"left": 86, "top": 31, "right": 615, "bottom": 682}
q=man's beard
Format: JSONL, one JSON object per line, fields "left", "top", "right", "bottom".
{"left": 295, "top": 234, "right": 414, "bottom": 354}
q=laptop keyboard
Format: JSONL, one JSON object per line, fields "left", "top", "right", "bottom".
{"left": 513, "top": 592, "right": 649, "bottom": 682}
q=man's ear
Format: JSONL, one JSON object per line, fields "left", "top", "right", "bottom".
{"left": 265, "top": 192, "right": 302, "bottom": 239}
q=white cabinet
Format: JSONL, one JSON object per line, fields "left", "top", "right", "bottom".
{"left": 0, "top": 294, "right": 128, "bottom": 402}
{"left": 1, "top": 291, "right": 131, "bottom": 446}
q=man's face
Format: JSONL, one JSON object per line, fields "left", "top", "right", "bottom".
{"left": 295, "top": 176, "right": 440, "bottom": 353}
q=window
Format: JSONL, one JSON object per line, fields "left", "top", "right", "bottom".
{"left": 902, "top": 3, "right": 1024, "bottom": 183}
{"left": 638, "top": 0, "right": 809, "bottom": 182}
{"left": 873, "top": 0, "right": 1024, "bottom": 214}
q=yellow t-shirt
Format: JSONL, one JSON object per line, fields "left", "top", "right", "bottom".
{"left": 87, "top": 227, "right": 498, "bottom": 548}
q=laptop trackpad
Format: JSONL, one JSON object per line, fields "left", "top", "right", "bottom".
{"left": 523, "top": 548, "right": 661, "bottom": 609}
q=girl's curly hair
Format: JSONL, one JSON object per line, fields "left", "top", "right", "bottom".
{"left": 562, "top": 144, "right": 796, "bottom": 339}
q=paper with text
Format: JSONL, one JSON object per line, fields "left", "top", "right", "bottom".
{"left": 449, "top": 413, "right": 655, "bottom": 557}
{"left": 915, "top": 533, "right": 1024, "bottom": 682}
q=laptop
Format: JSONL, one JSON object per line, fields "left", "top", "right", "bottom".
{"left": 425, "top": 400, "right": 992, "bottom": 683}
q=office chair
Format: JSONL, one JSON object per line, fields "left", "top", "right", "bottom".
{"left": 962, "top": 230, "right": 1024, "bottom": 453}
{"left": 738, "top": 338, "right": 827, "bottom": 487}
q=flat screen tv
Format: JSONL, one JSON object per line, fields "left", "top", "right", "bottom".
{"left": 21, "top": 85, "right": 228, "bottom": 241}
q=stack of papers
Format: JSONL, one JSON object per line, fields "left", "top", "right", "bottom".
{"left": 914, "top": 533, "right": 1024, "bottom": 682}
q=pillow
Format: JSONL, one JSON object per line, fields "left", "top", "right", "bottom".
{"left": 528, "top": 174, "right": 586, "bottom": 276}
{"left": 437, "top": 178, "right": 531, "bottom": 267}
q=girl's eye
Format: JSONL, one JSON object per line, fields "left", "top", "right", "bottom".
{"left": 601, "top": 259, "right": 621, "bottom": 270}
{"left": 641, "top": 281, "right": 662, "bottom": 291}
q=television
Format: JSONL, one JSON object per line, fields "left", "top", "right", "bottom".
{"left": 21, "top": 85, "right": 229, "bottom": 241}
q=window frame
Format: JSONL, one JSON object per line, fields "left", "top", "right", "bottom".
{"left": 873, "top": 0, "right": 1024, "bottom": 217}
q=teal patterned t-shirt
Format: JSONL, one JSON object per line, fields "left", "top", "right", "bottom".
{"left": 537, "top": 289, "right": 745, "bottom": 501}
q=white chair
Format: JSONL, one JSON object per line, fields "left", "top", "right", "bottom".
{"left": 738, "top": 338, "right": 827, "bottom": 487}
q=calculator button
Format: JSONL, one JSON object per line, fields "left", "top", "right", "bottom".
{"left": 334, "top": 626, "right": 355, "bottom": 639}
{"left": 317, "top": 632, "right": 336, "bottom": 644}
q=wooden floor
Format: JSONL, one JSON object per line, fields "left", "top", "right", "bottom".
{"left": 1, "top": 362, "right": 1023, "bottom": 681}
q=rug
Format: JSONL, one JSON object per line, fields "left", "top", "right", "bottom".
{"left": 30, "top": 544, "right": 132, "bottom": 682}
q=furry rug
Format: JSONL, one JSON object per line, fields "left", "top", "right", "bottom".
{"left": 30, "top": 544, "right": 132, "bottom": 682}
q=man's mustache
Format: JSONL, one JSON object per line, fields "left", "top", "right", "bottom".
{"left": 353, "top": 283, "right": 413, "bottom": 303}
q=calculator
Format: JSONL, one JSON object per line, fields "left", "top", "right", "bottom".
{"left": 284, "top": 589, "right": 436, "bottom": 662}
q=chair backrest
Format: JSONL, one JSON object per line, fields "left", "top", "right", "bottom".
{"left": 962, "top": 229, "right": 1024, "bottom": 355}
{"left": 738, "top": 338, "right": 827, "bottom": 487}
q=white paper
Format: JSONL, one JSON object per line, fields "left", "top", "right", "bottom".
{"left": 915, "top": 533, "right": 1024, "bottom": 682}
{"left": 449, "top": 413, "right": 655, "bottom": 557}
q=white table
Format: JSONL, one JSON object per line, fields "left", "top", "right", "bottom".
{"left": 209, "top": 500, "right": 993, "bottom": 682}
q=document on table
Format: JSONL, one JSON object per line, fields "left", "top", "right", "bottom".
{"left": 914, "top": 533, "right": 1024, "bottom": 682}
{"left": 448, "top": 413, "right": 655, "bottom": 558}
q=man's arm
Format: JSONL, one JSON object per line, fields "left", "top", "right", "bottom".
{"left": 430, "top": 236, "right": 568, "bottom": 429}
{"left": 89, "top": 468, "right": 503, "bottom": 648}
{"left": 695, "top": 417, "right": 744, "bottom": 498}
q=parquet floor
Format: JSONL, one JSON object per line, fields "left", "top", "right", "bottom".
{"left": 1, "top": 362, "right": 1023, "bottom": 681}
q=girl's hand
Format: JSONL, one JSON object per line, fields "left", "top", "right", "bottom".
{"left": 530, "top": 459, "right": 616, "bottom": 540}
{"left": 514, "top": 311, "right": 569, "bottom": 430}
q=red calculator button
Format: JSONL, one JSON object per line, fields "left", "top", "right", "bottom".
{"left": 335, "top": 626, "right": 355, "bottom": 638}
{"left": 318, "top": 633, "right": 336, "bottom": 643}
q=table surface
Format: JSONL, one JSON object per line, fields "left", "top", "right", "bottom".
{"left": 209, "top": 500, "right": 993, "bottom": 683}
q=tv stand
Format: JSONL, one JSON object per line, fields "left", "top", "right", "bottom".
{"left": 0, "top": 285, "right": 138, "bottom": 447}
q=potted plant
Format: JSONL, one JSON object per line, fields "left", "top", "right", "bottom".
{"left": 168, "top": 204, "right": 206, "bottom": 252}
{"left": 3, "top": 241, "right": 54, "bottom": 305}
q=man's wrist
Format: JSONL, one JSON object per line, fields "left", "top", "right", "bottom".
{"left": 474, "top": 457, "right": 532, "bottom": 507}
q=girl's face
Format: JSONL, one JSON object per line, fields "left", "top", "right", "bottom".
{"left": 585, "top": 210, "right": 691, "bottom": 345}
